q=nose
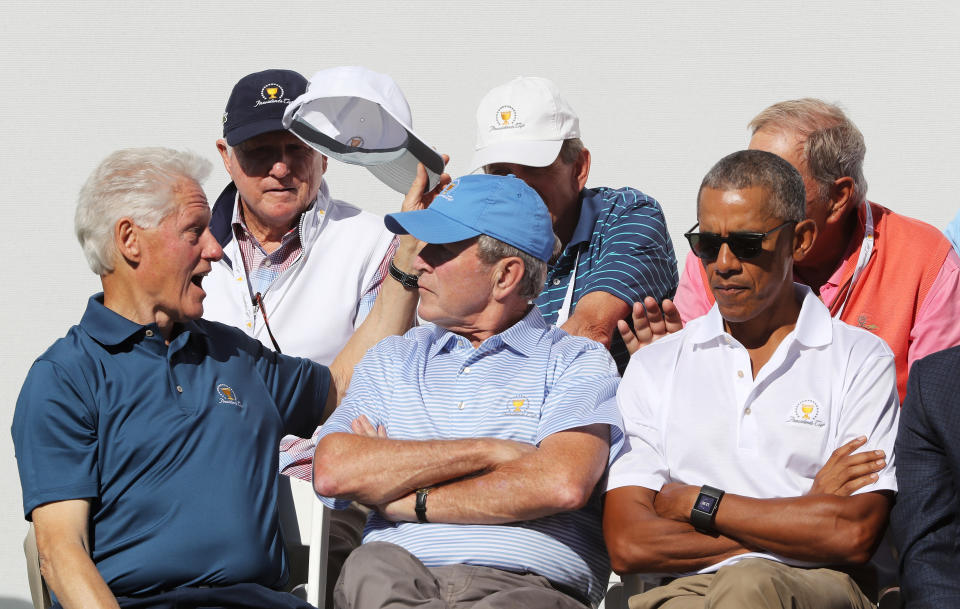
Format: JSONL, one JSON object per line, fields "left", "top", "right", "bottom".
{"left": 201, "top": 227, "right": 224, "bottom": 262}
{"left": 714, "top": 242, "right": 740, "bottom": 275}
{"left": 269, "top": 158, "right": 291, "bottom": 179}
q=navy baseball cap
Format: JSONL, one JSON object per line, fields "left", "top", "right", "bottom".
{"left": 222, "top": 69, "right": 308, "bottom": 146}
{"left": 385, "top": 174, "right": 554, "bottom": 262}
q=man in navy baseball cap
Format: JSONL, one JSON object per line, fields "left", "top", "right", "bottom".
{"left": 221, "top": 69, "right": 308, "bottom": 146}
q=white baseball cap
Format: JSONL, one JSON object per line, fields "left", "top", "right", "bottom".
{"left": 282, "top": 66, "right": 444, "bottom": 194}
{"left": 470, "top": 76, "right": 580, "bottom": 172}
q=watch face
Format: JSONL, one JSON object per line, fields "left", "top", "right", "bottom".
{"left": 696, "top": 494, "right": 718, "bottom": 513}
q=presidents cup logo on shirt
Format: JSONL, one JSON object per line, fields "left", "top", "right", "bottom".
{"left": 787, "top": 399, "right": 823, "bottom": 427}
{"left": 491, "top": 105, "right": 524, "bottom": 131}
{"left": 255, "top": 83, "right": 290, "bottom": 107}
{"left": 505, "top": 394, "right": 530, "bottom": 416}
{"left": 217, "top": 384, "right": 242, "bottom": 408}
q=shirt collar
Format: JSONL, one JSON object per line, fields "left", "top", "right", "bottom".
{"left": 79, "top": 293, "right": 208, "bottom": 347}
{"left": 688, "top": 283, "right": 832, "bottom": 348}
{"left": 567, "top": 189, "right": 604, "bottom": 248}
{"left": 426, "top": 306, "right": 550, "bottom": 359}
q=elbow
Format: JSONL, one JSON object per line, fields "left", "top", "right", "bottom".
{"left": 551, "top": 480, "right": 594, "bottom": 512}
{"left": 605, "top": 535, "right": 657, "bottom": 575}
{"left": 833, "top": 520, "right": 885, "bottom": 565}
{"left": 312, "top": 434, "right": 351, "bottom": 497}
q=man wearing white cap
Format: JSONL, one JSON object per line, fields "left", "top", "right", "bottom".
{"left": 472, "top": 76, "right": 678, "bottom": 372}
{"left": 313, "top": 174, "right": 623, "bottom": 608}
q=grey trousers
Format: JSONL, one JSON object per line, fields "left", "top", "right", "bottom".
{"left": 629, "top": 558, "right": 874, "bottom": 609}
{"left": 334, "top": 541, "right": 588, "bottom": 609}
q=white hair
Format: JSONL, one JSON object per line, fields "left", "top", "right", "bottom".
{"left": 76, "top": 147, "right": 212, "bottom": 275}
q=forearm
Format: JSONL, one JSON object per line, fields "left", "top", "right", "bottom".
{"left": 380, "top": 426, "right": 610, "bottom": 524}
{"left": 326, "top": 236, "right": 419, "bottom": 410}
{"left": 712, "top": 492, "right": 890, "bottom": 564}
{"left": 603, "top": 487, "right": 749, "bottom": 574}
{"left": 313, "top": 433, "right": 520, "bottom": 505}
{"left": 560, "top": 291, "right": 629, "bottom": 348}
{"left": 39, "top": 540, "right": 119, "bottom": 609}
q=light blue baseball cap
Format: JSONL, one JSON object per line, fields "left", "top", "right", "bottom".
{"left": 385, "top": 174, "right": 554, "bottom": 262}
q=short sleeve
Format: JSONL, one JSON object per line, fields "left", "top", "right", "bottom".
{"left": 12, "top": 360, "right": 100, "bottom": 520}
{"left": 255, "top": 347, "right": 331, "bottom": 438}
{"left": 606, "top": 351, "right": 671, "bottom": 493}
{"left": 535, "top": 342, "right": 623, "bottom": 462}
{"left": 838, "top": 351, "right": 900, "bottom": 494}
{"left": 580, "top": 189, "right": 678, "bottom": 306}
{"left": 674, "top": 251, "right": 712, "bottom": 324}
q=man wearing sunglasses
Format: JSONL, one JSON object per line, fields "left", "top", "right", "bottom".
{"left": 673, "top": 98, "right": 960, "bottom": 401}
{"left": 605, "top": 150, "right": 898, "bottom": 608}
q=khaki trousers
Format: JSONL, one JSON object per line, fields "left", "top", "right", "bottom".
{"left": 629, "top": 558, "right": 874, "bottom": 609}
{"left": 334, "top": 541, "right": 588, "bottom": 609}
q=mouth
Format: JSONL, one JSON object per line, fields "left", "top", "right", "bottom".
{"left": 191, "top": 270, "right": 210, "bottom": 290}
{"left": 711, "top": 283, "right": 748, "bottom": 296}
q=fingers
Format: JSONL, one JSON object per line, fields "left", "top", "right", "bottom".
{"left": 618, "top": 316, "right": 642, "bottom": 355}
{"left": 351, "top": 415, "right": 380, "bottom": 438}
{"left": 641, "top": 296, "right": 665, "bottom": 329}
{"left": 661, "top": 299, "right": 683, "bottom": 333}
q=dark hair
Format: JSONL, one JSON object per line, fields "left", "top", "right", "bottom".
{"left": 698, "top": 150, "right": 806, "bottom": 222}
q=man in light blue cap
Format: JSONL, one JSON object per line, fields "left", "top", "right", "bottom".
{"left": 311, "top": 173, "right": 624, "bottom": 608}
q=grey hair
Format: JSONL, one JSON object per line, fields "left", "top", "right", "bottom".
{"left": 558, "top": 138, "right": 585, "bottom": 164}
{"left": 76, "top": 147, "right": 212, "bottom": 275}
{"left": 699, "top": 149, "right": 806, "bottom": 223}
{"left": 749, "top": 98, "right": 867, "bottom": 206}
{"left": 476, "top": 234, "right": 562, "bottom": 301}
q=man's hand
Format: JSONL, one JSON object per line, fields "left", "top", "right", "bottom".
{"left": 808, "top": 436, "right": 886, "bottom": 496}
{"left": 351, "top": 414, "right": 387, "bottom": 439}
{"left": 652, "top": 482, "right": 699, "bottom": 523}
{"left": 618, "top": 297, "right": 683, "bottom": 355}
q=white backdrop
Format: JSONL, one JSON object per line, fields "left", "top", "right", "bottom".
{"left": 1, "top": 0, "right": 958, "bottom": 602}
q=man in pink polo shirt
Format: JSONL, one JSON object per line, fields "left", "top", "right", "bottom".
{"left": 672, "top": 99, "right": 960, "bottom": 400}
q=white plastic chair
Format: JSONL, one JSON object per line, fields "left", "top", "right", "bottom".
{"left": 22, "top": 475, "right": 330, "bottom": 609}
{"left": 277, "top": 473, "right": 331, "bottom": 608}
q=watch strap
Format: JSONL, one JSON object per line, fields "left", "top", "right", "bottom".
{"left": 389, "top": 259, "right": 419, "bottom": 289}
{"left": 415, "top": 487, "right": 432, "bottom": 523}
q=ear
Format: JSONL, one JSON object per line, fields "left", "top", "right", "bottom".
{"left": 492, "top": 257, "right": 525, "bottom": 301}
{"left": 319, "top": 154, "right": 328, "bottom": 175}
{"left": 216, "top": 139, "right": 233, "bottom": 176}
{"left": 115, "top": 218, "right": 142, "bottom": 265}
{"left": 825, "top": 176, "right": 856, "bottom": 223}
{"left": 574, "top": 148, "right": 591, "bottom": 191}
{"left": 792, "top": 218, "right": 818, "bottom": 263}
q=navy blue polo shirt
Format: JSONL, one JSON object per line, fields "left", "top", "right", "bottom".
{"left": 535, "top": 187, "right": 678, "bottom": 371}
{"left": 12, "top": 294, "right": 330, "bottom": 596}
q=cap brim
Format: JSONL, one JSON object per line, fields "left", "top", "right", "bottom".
{"left": 469, "top": 139, "right": 563, "bottom": 173}
{"left": 285, "top": 94, "right": 444, "bottom": 194}
{"left": 384, "top": 208, "right": 480, "bottom": 244}
{"left": 225, "top": 119, "right": 286, "bottom": 146}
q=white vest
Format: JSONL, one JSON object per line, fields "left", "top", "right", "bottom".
{"left": 202, "top": 181, "right": 394, "bottom": 366}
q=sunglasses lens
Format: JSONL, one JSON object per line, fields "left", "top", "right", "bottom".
{"left": 727, "top": 235, "right": 764, "bottom": 259}
{"left": 687, "top": 233, "right": 721, "bottom": 260}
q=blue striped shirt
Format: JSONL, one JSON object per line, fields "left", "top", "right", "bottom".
{"left": 316, "top": 307, "right": 623, "bottom": 605}
{"left": 536, "top": 187, "right": 679, "bottom": 372}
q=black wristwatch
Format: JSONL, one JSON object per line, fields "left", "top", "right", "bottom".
{"left": 415, "top": 487, "right": 433, "bottom": 523}
{"left": 389, "top": 259, "right": 419, "bottom": 289}
{"left": 690, "top": 484, "right": 725, "bottom": 536}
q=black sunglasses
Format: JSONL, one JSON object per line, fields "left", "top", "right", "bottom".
{"left": 684, "top": 221, "right": 795, "bottom": 260}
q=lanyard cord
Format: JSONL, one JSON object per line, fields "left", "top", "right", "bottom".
{"left": 254, "top": 292, "right": 283, "bottom": 353}
{"left": 555, "top": 248, "right": 581, "bottom": 326}
{"left": 832, "top": 201, "right": 875, "bottom": 319}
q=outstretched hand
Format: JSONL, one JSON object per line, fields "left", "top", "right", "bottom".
{"left": 617, "top": 296, "right": 683, "bottom": 355}
{"left": 401, "top": 155, "right": 452, "bottom": 213}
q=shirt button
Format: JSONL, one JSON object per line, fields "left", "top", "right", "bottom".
{"left": 552, "top": 278, "right": 562, "bottom": 286}
{"left": 462, "top": 366, "right": 471, "bottom": 375}
{"left": 457, "top": 401, "right": 465, "bottom": 410}
{"left": 176, "top": 385, "right": 183, "bottom": 393}
{"left": 263, "top": 259, "right": 273, "bottom": 268}
{"left": 145, "top": 330, "right": 154, "bottom": 337}
{"left": 744, "top": 407, "right": 752, "bottom": 415}
{"left": 737, "top": 370, "right": 744, "bottom": 378}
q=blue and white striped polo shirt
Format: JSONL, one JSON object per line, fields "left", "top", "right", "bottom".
{"left": 536, "top": 187, "right": 679, "bottom": 372}
{"left": 316, "top": 307, "right": 623, "bottom": 605}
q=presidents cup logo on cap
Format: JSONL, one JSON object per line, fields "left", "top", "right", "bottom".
{"left": 492, "top": 105, "right": 523, "bottom": 131}
{"left": 787, "top": 399, "right": 824, "bottom": 427}
{"left": 348, "top": 136, "right": 364, "bottom": 147}
{"left": 256, "top": 83, "right": 289, "bottom": 107}
{"left": 437, "top": 178, "right": 460, "bottom": 201}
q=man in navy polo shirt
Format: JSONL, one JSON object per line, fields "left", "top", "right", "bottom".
{"left": 11, "top": 147, "right": 434, "bottom": 609}
{"left": 472, "top": 76, "right": 678, "bottom": 372}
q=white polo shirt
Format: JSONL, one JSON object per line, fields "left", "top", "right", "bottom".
{"left": 607, "top": 284, "right": 899, "bottom": 572}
